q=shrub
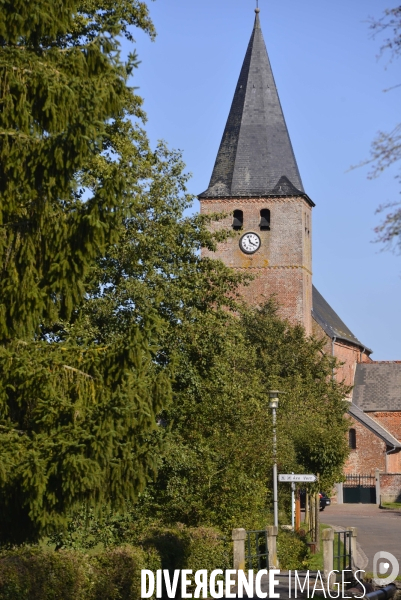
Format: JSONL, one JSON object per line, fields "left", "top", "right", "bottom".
{"left": 0, "top": 548, "right": 91, "bottom": 600}
{"left": 0, "top": 527, "right": 229, "bottom": 600}
{"left": 0, "top": 545, "right": 154, "bottom": 600}
{"left": 91, "top": 545, "right": 153, "bottom": 600}
{"left": 184, "top": 526, "right": 231, "bottom": 574}
{"left": 139, "top": 524, "right": 230, "bottom": 573}
{"left": 277, "top": 530, "right": 310, "bottom": 570}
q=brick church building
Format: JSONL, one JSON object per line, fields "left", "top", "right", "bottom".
{"left": 199, "top": 9, "right": 401, "bottom": 502}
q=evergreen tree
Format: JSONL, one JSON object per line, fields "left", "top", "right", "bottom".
{"left": 0, "top": 1, "right": 175, "bottom": 544}
{"left": 0, "top": 0, "right": 154, "bottom": 338}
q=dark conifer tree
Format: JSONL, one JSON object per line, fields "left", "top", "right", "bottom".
{"left": 0, "top": 1, "right": 173, "bottom": 544}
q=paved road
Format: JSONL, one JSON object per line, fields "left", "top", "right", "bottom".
{"left": 321, "top": 503, "right": 401, "bottom": 572}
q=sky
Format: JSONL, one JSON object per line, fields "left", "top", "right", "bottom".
{"left": 126, "top": 0, "right": 401, "bottom": 360}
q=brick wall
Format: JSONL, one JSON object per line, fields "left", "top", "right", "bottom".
{"left": 386, "top": 450, "right": 401, "bottom": 473}
{"left": 200, "top": 196, "right": 313, "bottom": 334}
{"left": 379, "top": 473, "right": 401, "bottom": 503}
{"left": 371, "top": 412, "right": 401, "bottom": 442}
{"left": 344, "top": 415, "right": 386, "bottom": 475}
{"left": 334, "top": 340, "right": 372, "bottom": 388}
{"left": 311, "top": 321, "right": 372, "bottom": 389}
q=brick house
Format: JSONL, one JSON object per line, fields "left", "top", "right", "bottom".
{"left": 349, "top": 363, "right": 401, "bottom": 474}
{"left": 198, "top": 8, "right": 401, "bottom": 499}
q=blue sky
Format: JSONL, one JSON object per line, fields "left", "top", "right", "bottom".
{"left": 127, "top": 0, "right": 401, "bottom": 360}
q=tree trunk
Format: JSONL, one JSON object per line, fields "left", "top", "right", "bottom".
{"left": 315, "top": 492, "right": 320, "bottom": 551}
{"left": 305, "top": 492, "right": 309, "bottom": 529}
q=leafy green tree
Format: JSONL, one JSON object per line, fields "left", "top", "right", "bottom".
{"left": 242, "top": 303, "right": 350, "bottom": 492}
{"left": 139, "top": 312, "right": 272, "bottom": 532}
{"left": 151, "top": 302, "right": 349, "bottom": 530}
{"left": 76, "top": 136, "right": 244, "bottom": 342}
{"left": 42, "top": 157, "right": 351, "bottom": 540}
{"left": 69, "top": 134, "right": 350, "bottom": 530}
{"left": 84, "top": 293, "right": 350, "bottom": 533}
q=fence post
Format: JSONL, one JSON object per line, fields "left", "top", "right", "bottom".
{"left": 375, "top": 469, "right": 381, "bottom": 506}
{"left": 322, "top": 528, "right": 335, "bottom": 589}
{"left": 266, "top": 525, "right": 279, "bottom": 569}
{"left": 335, "top": 482, "right": 343, "bottom": 505}
{"left": 346, "top": 527, "right": 358, "bottom": 571}
{"left": 232, "top": 528, "right": 246, "bottom": 571}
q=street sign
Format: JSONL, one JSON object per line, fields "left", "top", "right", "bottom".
{"left": 278, "top": 474, "right": 317, "bottom": 483}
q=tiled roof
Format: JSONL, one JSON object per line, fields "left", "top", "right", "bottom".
{"left": 352, "top": 363, "right": 401, "bottom": 412}
{"left": 348, "top": 402, "right": 401, "bottom": 447}
{"left": 199, "top": 11, "right": 307, "bottom": 200}
{"left": 312, "top": 286, "right": 371, "bottom": 351}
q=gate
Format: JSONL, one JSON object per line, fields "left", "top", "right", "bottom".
{"left": 334, "top": 531, "right": 352, "bottom": 572}
{"left": 245, "top": 530, "right": 269, "bottom": 570}
{"left": 343, "top": 474, "right": 376, "bottom": 503}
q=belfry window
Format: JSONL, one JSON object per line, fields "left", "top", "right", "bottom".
{"left": 233, "top": 210, "right": 243, "bottom": 230}
{"left": 349, "top": 428, "right": 356, "bottom": 450}
{"left": 260, "top": 209, "right": 270, "bottom": 230}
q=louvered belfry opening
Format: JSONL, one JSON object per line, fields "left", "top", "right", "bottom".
{"left": 233, "top": 209, "right": 243, "bottom": 230}
{"left": 260, "top": 209, "right": 270, "bottom": 230}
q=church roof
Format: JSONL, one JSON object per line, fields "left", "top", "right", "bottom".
{"left": 352, "top": 363, "right": 401, "bottom": 412}
{"left": 312, "top": 286, "right": 371, "bottom": 352}
{"left": 199, "top": 10, "right": 307, "bottom": 200}
{"left": 348, "top": 403, "right": 401, "bottom": 447}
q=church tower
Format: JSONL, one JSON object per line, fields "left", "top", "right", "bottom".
{"left": 199, "top": 9, "right": 314, "bottom": 335}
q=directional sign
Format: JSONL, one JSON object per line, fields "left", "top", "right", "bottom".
{"left": 278, "top": 474, "right": 317, "bottom": 483}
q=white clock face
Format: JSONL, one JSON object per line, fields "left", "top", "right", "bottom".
{"left": 239, "top": 232, "right": 261, "bottom": 254}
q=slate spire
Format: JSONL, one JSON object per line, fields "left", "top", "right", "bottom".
{"left": 200, "top": 10, "right": 305, "bottom": 198}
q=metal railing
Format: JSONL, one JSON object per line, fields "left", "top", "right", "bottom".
{"left": 344, "top": 474, "right": 375, "bottom": 487}
{"left": 245, "top": 530, "right": 269, "bottom": 570}
{"left": 334, "top": 530, "right": 352, "bottom": 572}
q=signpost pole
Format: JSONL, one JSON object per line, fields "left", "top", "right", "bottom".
{"left": 295, "top": 491, "right": 301, "bottom": 531}
{"left": 272, "top": 404, "right": 278, "bottom": 528}
{"left": 269, "top": 391, "right": 283, "bottom": 530}
{"left": 291, "top": 473, "right": 295, "bottom": 529}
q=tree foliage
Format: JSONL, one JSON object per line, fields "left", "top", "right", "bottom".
{"left": 0, "top": 0, "right": 154, "bottom": 339}
{"left": 109, "top": 305, "right": 349, "bottom": 532}
{"left": 0, "top": 0, "right": 351, "bottom": 545}
{"left": 0, "top": 0, "right": 174, "bottom": 545}
{"left": 242, "top": 304, "right": 350, "bottom": 491}
{"left": 0, "top": 326, "right": 168, "bottom": 545}
{"left": 57, "top": 125, "right": 351, "bottom": 534}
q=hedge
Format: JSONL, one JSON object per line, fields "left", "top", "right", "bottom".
{"left": 277, "top": 529, "right": 310, "bottom": 570}
{"left": 138, "top": 524, "right": 231, "bottom": 575}
{"left": 0, "top": 546, "right": 150, "bottom": 600}
{"left": 0, "top": 548, "right": 91, "bottom": 600}
{"left": 0, "top": 525, "right": 230, "bottom": 600}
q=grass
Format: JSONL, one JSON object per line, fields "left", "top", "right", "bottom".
{"left": 302, "top": 523, "right": 346, "bottom": 572}
{"left": 381, "top": 501, "right": 401, "bottom": 510}
{"left": 363, "top": 572, "right": 401, "bottom": 582}
{"left": 302, "top": 523, "right": 331, "bottom": 571}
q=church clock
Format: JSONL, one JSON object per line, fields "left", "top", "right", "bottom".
{"left": 239, "top": 232, "right": 261, "bottom": 254}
